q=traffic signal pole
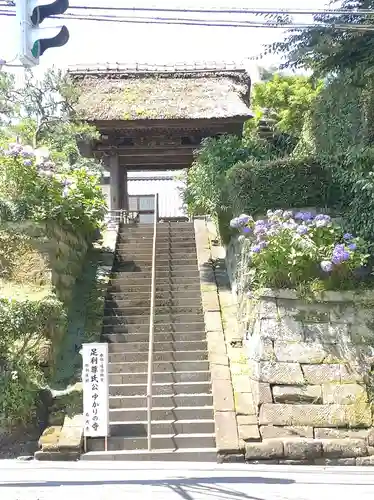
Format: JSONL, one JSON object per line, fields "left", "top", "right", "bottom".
{"left": 16, "top": 0, "right": 70, "bottom": 67}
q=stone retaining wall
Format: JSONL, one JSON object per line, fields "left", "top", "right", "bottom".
{"left": 225, "top": 235, "right": 374, "bottom": 465}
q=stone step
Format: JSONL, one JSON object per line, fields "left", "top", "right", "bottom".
{"left": 109, "top": 406, "right": 214, "bottom": 422}
{"left": 109, "top": 419, "right": 215, "bottom": 436}
{"left": 119, "top": 228, "right": 194, "bottom": 236}
{"left": 108, "top": 350, "right": 208, "bottom": 363}
{"left": 109, "top": 393, "right": 213, "bottom": 409}
{"left": 117, "top": 242, "right": 196, "bottom": 250}
{"left": 120, "top": 223, "right": 192, "bottom": 229}
{"left": 104, "top": 297, "right": 202, "bottom": 309}
{"left": 118, "top": 229, "right": 194, "bottom": 237}
{"left": 81, "top": 448, "right": 217, "bottom": 462}
{"left": 115, "top": 253, "right": 197, "bottom": 262}
{"left": 103, "top": 313, "right": 204, "bottom": 326}
{"left": 112, "top": 263, "right": 198, "bottom": 272}
{"left": 109, "top": 370, "right": 211, "bottom": 384}
{"left": 102, "top": 321, "right": 205, "bottom": 334}
{"left": 108, "top": 340, "right": 207, "bottom": 353}
{"left": 109, "top": 381, "right": 211, "bottom": 397}
{"left": 103, "top": 306, "right": 203, "bottom": 317}
{"left": 114, "top": 254, "right": 197, "bottom": 263}
{"left": 109, "top": 276, "right": 199, "bottom": 286}
{"left": 86, "top": 434, "right": 215, "bottom": 452}
{"left": 104, "top": 331, "right": 206, "bottom": 343}
{"left": 108, "top": 360, "right": 210, "bottom": 374}
{"left": 118, "top": 234, "right": 194, "bottom": 241}
{"left": 107, "top": 283, "right": 201, "bottom": 293}
{"left": 111, "top": 269, "right": 199, "bottom": 279}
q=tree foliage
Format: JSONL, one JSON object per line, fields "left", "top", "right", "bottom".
{"left": 0, "top": 68, "right": 101, "bottom": 172}
{"left": 248, "top": 74, "right": 323, "bottom": 138}
{"left": 266, "top": 0, "right": 374, "bottom": 78}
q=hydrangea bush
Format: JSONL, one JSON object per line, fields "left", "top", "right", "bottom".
{"left": 0, "top": 141, "right": 106, "bottom": 238}
{"left": 230, "top": 209, "right": 370, "bottom": 291}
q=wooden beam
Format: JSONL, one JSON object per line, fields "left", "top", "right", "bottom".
{"left": 119, "top": 163, "right": 189, "bottom": 170}
{"left": 94, "top": 145, "right": 197, "bottom": 154}
{"left": 91, "top": 117, "right": 250, "bottom": 131}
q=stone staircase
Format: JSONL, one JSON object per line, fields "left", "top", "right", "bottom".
{"left": 82, "top": 221, "right": 217, "bottom": 461}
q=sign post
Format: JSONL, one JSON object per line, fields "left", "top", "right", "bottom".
{"left": 81, "top": 343, "right": 110, "bottom": 448}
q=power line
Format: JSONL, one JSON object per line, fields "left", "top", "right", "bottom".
{"left": 2, "top": 8, "right": 374, "bottom": 31}
{"left": 3, "top": 4, "right": 374, "bottom": 17}
{"left": 48, "top": 5, "right": 374, "bottom": 16}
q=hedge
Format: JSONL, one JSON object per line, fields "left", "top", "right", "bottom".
{"left": 226, "top": 156, "right": 343, "bottom": 216}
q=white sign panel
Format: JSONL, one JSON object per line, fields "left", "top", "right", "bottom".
{"left": 82, "top": 343, "right": 109, "bottom": 437}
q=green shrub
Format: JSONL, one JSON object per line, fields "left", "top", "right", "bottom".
{"left": 227, "top": 156, "right": 343, "bottom": 216}
{"left": 184, "top": 134, "right": 273, "bottom": 216}
{"left": 0, "top": 295, "right": 66, "bottom": 427}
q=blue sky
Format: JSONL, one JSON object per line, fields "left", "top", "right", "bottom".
{"left": 1, "top": 0, "right": 330, "bottom": 80}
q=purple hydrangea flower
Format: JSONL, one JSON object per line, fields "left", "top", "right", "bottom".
{"left": 332, "top": 244, "right": 350, "bottom": 264}
{"left": 343, "top": 233, "right": 353, "bottom": 240}
{"left": 348, "top": 243, "right": 357, "bottom": 251}
{"left": 251, "top": 244, "right": 262, "bottom": 254}
{"left": 242, "top": 226, "right": 251, "bottom": 234}
{"left": 230, "top": 217, "right": 240, "bottom": 229}
{"left": 296, "top": 225, "right": 308, "bottom": 235}
{"left": 257, "top": 240, "right": 268, "bottom": 249}
{"left": 320, "top": 260, "right": 333, "bottom": 272}
{"left": 23, "top": 159, "right": 33, "bottom": 167}
{"left": 21, "top": 146, "right": 35, "bottom": 158}
{"left": 283, "top": 210, "right": 293, "bottom": 220}
{"left": 273, "top": 210, "right": 283, "bottom": 218}
{"left": 237, "top": 214, "right": 251, "bottom": 226}
{"left": 314, "top": 214, "right": 331, "bottom": 227}
{"left": 254, "top": 222, "right": 267, "bottom": 236}
{"left": 295, "top": 211, "right": 313, "bottom": 221}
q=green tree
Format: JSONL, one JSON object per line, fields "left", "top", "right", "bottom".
{"left": 0, "top": 68, "right": 101, "bottom": 173}
{"left": 248, "top": 74, "right": 323, "bottom": 138}
{"left": 267, "top": 0, "right": 374, "bottom": 78}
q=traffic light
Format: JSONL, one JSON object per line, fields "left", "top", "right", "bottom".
{"left": 16, "top": 0, "right": 70, "bottom": 67}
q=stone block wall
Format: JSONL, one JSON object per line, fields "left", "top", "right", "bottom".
{"left": 225, "top": 235, "right": 374, "bottom": 464}
{"left": 247, "top": 290, "right": 374, "bottom": 430}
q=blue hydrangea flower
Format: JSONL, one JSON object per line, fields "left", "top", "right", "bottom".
{"left": 343, "top": 233, "right": 353, "bottom": 240}
{"left": 320, "top": 260, "right": 333, "bottom": 272}
{"left": 348, "top": 243, "right": 357, "bottom": 251}
{"left": 23, "top": 159, "right": 33, "bottom": 167}
{"left": 242, "top": 226, "right": 251, "bottom": 234}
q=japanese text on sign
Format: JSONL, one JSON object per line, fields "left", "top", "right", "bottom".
{"left": 82, "top": 343, "right": 109, "bottom": 437}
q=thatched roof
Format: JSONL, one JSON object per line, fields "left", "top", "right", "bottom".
{"left": 68, "top": 63, "right": 252, "bottom": 121}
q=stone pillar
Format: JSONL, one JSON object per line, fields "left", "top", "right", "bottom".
{"left": 108, "top": 154, "right": 121, "bottom": 211}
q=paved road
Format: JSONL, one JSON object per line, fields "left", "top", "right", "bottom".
{"left": 0, "top": 460, "right": 374, "bottom": 500}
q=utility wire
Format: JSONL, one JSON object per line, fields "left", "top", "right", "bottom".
{"left": 3, "top": 4, "right": 374, "bottom": 16}
{"left": 41, "top": 5, "right": 374, "bottom": 16}
{"left": 2, "top": 8, "right": 374, "bottom": 30}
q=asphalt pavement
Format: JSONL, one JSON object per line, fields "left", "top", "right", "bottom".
{"left": 0, "top": 460, "right": 374, "bottom": 500}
